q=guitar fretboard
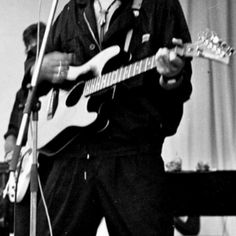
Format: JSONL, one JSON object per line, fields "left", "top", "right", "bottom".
{"left": 83, "top": 55, "right": 156, "bottom": 96}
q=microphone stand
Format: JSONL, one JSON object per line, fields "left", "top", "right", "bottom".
{"left": 9, "top": 1, "right": 59, "bottom": 235}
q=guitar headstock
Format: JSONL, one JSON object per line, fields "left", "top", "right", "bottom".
{"left": 176, "top": 30, "right": 235, "bottom": 64}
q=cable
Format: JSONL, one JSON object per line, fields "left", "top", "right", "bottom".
{"left": 38, "top": 173, "right": 53, "bottom": 236}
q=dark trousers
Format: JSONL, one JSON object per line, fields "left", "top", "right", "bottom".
{"left": 36, "top": 143, "right": 174, "bottom": 236}
{"left": 14, "top": 190, "right": 30, "bottom": 236}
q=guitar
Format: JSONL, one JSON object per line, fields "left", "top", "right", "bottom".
{"left": 36, "top": 30, "right": 234, "bottom": 156}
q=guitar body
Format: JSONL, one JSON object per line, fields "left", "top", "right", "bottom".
{"left": 38, "top": 46, "right": 121, "bottom": 156}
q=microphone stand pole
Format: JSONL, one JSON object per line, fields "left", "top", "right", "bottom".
{"left": 9, "top": 1, "right": 59, "bottom": 236}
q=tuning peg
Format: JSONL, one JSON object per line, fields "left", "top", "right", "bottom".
{"left": 227, "top": 47, "right": 235, "bottom": 55}
{"left": 220, "top": 41, "right": 228, "bottom": 47}
{"left": 198, "top": 29, "right": 211, "bottom": 41}
{"left": 212, "top": 35, "right": 221, "bottom": 44}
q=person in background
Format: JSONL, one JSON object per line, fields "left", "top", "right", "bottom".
{"left": 24, "top": 0, "right": 192, "bottom": 235}
{"left": 4, "top": 22, "right": 46, "bottom": 159}
{"left": 3, "top": 22, "right": 46, "bottom": 236}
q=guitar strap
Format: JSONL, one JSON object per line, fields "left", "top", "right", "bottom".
{"left": 110, "top": 0, "right": 143, "bottom": 98}
{"left": 124, "top": 0, "right": 143, "bottom": 52}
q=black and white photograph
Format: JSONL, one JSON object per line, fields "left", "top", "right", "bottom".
{"left": 0, "top": 0, "right": 236, "bottom": 235}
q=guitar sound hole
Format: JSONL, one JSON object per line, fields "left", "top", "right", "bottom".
{"left": 66, "top": 82, "right": 84, "bottom": 107}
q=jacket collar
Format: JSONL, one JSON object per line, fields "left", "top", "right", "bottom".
{"left": 103, "top": 5, "right": 135, "bottom": 44}
{"left": 75, "top": 0, "right": 135, "bottom": 46}
{"left": 75, "top": 0, "right": 132, "bottom": 8}
{"left": 75, "top": 0, "right": 87, "bottom": 6}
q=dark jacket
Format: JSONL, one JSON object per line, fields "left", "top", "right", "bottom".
{"left": 4, "top": 89, "right": 27, "bottom": 140}
{"left": 4, "top": 47, "right": 37, "bottom": 141}
{"left": 25, "top": 0, "right": 192, "bottom": 152}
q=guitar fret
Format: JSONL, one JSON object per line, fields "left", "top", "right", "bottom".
{"left": 127, "top": 64, "right": 133, "bottom": 79}
{"left": 90, "top": 78, "right": 96, "bottom": 93}
{"left": 144, "top": 58, "right": 148, "bottom": 72}
{"left": 109, "top": 72, "right": 114, "bottom": 86}
{"left": 138, "top": 60, "right": 143, "bottom": 74}
{"left": 99, "top": 74, "right": 107, "bottom": 91}
{"left": 105, "top": 73, "right": 110, "bottom": 88}
{"left": 100, "top": 74, "right": 107, "bottom": 90}
{"left": 96, "top": 76, "right": 102, "bottom": 91}
{"left": 86, "top": 79, "right": 92, "bottom": 95}
{"left": 84, "top": 81, "right": 89, "bottom": 96}
{"left": 87, "top": 78, "right": 92, "bottom": 94}
{"left": 134, "top": 61, "right": 140, "bottom": 76}
{"left": 123, "top": 65, "right": 130, "bottom": 80}
{"left": 109, "top": 71, "right": 115, "bottom": 86}
{"left": 111, "top": 69, "right": 118, "bottom": 85}
{"left": 96, "top": 76, "right": 102, "bottom": 92}
{"left": 97, "top": 76, "right": 103, "bottom": 91}
{"left": 106, "top": 72, "right": 112, "bottom": 88}
{"left": 119, "top": 67, "right": 125, "bottom": 82}
{"left": 151, "top": 56, "right": 156, "bottom": 69}
{"left": 115, "top": 68, "right": 122, "bottom": 83}
{"left": 140, "top": 58, "right": 146, "bottom": 73}
{"left": 94, "top": 77, "right": 100, "bottom": 92}
{"left": 129, "top": 64, "right": 133, "bottom": 78}
{"left": 91, "top": 78, "right": 97, "bottom": 93}
{"left": 129, "top": 63, "right": 135, "bottom": 77}
{"left": 104, "top": 73, "right": 109, "bottom": 89}
{"left": 146, "top": 57, "right": 153, "bottom": 71}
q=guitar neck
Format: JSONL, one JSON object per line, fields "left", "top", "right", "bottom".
{"left": 83, "top": 54, "right": 156, "bottom": 96}
{"left": 82, "top": 38, "right": 232, "bottom": 96}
